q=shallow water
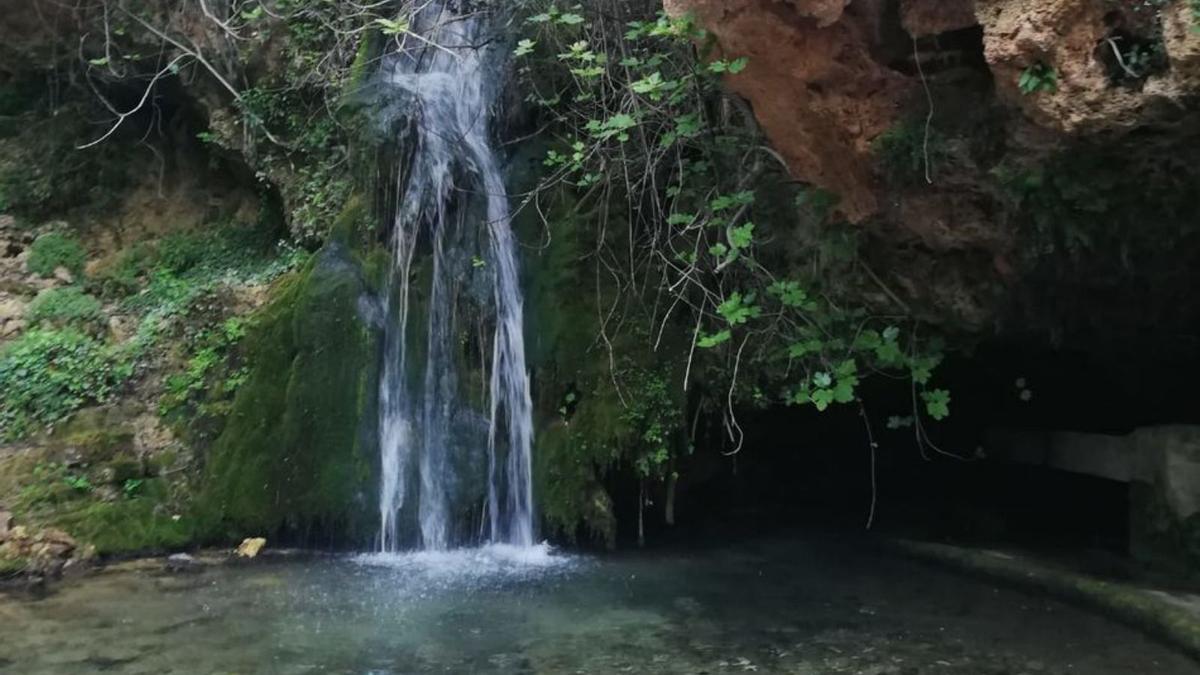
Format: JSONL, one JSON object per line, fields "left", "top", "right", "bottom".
{"left": 1, "top": 538, "right": 1195, "bottom": 674}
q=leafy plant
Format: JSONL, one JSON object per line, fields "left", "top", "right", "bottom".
{"left": 64, "top": 474, "right": 93, "bottom": 492}
{"left": 26, "top": 287, "right": 104, "bottom": 328}
{"left": 621, "top": 369, "right": 682, "bottom": 481}
{"left": 160, "top": 317, "right": 251, "bottom": 415}
{"left": 874, "top": 119, "right": 946, "bottom": 184}
{"left": 89, "top": 244, "right": 154, "bottom": 298}
{"left": 1019, "top": 62, "right": 1058, "bottom": 95}
{"left": 0, "top": 329, "right": 129, "bottom": 440}
{"left": 517, "top": 1, "right": 952, "bottom": 451}
{"left": 122, "top": 478, "right": 145, "bottom": 499}
{"left": 27, "top": 232, "right": 87, "bottom": 279}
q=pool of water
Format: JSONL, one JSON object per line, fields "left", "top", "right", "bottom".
{"left": 1, "top": 537, "right": 1194, "bottom": 674}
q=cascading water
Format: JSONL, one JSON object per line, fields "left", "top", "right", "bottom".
{"left": 375, "top": 2, "right": 535, "bottom": 552}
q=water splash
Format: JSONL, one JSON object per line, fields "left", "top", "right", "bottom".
{"left": 354, "top": 543, "right": 576, "bottom": 589}
{"left": 376, "top": 3, "right": 535, "bottom": 551}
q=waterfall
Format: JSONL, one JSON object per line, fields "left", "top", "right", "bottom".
{"left": 376, "top": 3, "right": 534, "bottom": 552}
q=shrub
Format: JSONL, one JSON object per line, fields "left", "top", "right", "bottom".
{"left": 26, "top": 287, "right": 104, "bottom": 328}
{"left": 89, "top": 244, "right": 154, "bottom": 298}
{"left": 874, "top": 119, "right": 947, "bottom": 185}
{"left": 0, "top": 329, "right": 128, "bottom": 440}
{"left": 156, "top": 231, "right": 211, "bottom": 275}
{"left": 27, "top": 232, "right": 87, "bottom": 279}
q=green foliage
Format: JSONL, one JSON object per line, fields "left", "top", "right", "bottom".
{"left": 122, "top": 478, "right": 145, "bottom": 499}
{"left": 89, "top": 244, "right": 154, "bottom": 298}
{"left": 1019, "top": 62, "right": 1058, "bottom": 95}
{"left": 109, "top": 224, "right": 306, "bottom": 366}
{"left": 26, "top": 287, "right": 103, "bottom": 329}
{"left": 16, "top": 462, "right": 82, "bottom": 509}
{"left": 0, "top": 108, "right": 132, "bottom": 220}
{"left": 374, "top": 17, "right": 410, "bottom": 35}
{"left": 0, "top": 329, "right": 129, "bottom": 440}
{"left": 161, "top": 317, "right": 250, "bottom": 415}
{"left": 874, "top": 119, "right": 945, "bottom": 184}
{"left": 27, "top": 232, "right": 87, "bottom": 278}
{"left": 517, "top": 0, "right": 952, "bottom": 477}
{"left": 992, "top": 139, "right": 1200, "bottom": 350}
{"left": 620, "top": 369, "right": 683, "bottom": 480}
{"left": 64, "top": 473, "right": 93, "bottom": 492}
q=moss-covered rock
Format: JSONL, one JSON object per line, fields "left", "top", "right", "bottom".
{"left": 520, "top": 193, "right": 689, "bottom": 547}
{"left": 198, "top": 240, "right": 381, "bottom": 547}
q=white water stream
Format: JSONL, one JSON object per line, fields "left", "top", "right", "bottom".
{"left": 376, "top": 3, "right": 534, "bottom": 552}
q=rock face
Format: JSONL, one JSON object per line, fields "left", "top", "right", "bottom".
{"left": 0, "top": 519, "right": 89, "bottom": 577}
{"left": 669, "top": 0, "right": 1200, "bottom": 214}
{"left": 986, "top": 426, "right": 1200, "bottom": 566}
{"left": 666, "top": 0, "right": 1200, "bottom": 334}
{"left": 664, "top": 0, "right": 912, "bottom": 222}
{"left": 902, "top": 0, "right": 978, "bottom": 37}
{"left": 979, "top": 0, "right": 1200, "bottom": 133}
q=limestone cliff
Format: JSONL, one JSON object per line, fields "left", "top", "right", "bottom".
{"left": 668, "top": 0, "right": 1200, "bottom": 340}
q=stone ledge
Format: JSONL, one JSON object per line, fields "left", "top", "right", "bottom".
{"left": 892, "top": 540, "right": 1200, "bottom": 662}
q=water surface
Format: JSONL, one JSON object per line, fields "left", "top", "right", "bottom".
{"left": 2, "top": 538, "right": 1194, "bottom": 674}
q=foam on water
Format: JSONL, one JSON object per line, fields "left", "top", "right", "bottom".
{"left": 352, "top": 543, "right": 577, "bottom": 586}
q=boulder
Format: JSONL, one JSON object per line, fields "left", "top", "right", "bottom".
{"left": 236, "top": 537, "right": 266, "bottom": 559}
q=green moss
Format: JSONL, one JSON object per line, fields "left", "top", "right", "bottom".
{"left": 27, "top": 232, "right": 87, "bottom": 279}
{"left": 4, "top": 445, "right": 189, "bottom": 556}
{"left": 50, "top": 488, "right": 193, "bottom": 555}
{"left": 0, "top": 555, "right": 28, "bottom": 576}
{"left": 361, "top": 247, "right": 391, "bottom": 294}
{"left": 27, "top": 287, "right": 104, "bottom": 329}
{"left": 346, "top": 30, "right": 382, "bottom": 97}
{"left": 521, "top": 198, "right": 688, "bottom": 546}
{"left": 329, "top": 193, "right": 370, "bottom": 250}
{"left": 51, "top": 407, "right": 137, "bottom": 461}
{"left": 197, "top": 241, "right": 380, "bottom": 546}
{"left": 535, "top": 403, "right": 624, "bottom": 546}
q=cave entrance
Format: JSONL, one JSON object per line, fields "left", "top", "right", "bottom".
{"left": 659, "top": 339, "right": 1200, "bottom": 576}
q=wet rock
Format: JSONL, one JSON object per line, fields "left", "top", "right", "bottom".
{"left": 165, "top": 552, "right": 201, "bottom": 573}
{"left": 236, "top": 537, "right": 266, "bottom": 559}
{"left": 35, "top": 528, "right": 77, "bottom": 558}
{"left": 0, "top": 523, "right": 83, "bottom": 578}
{"left": 60, "top": 556, "right": 90, "bottom": 579}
